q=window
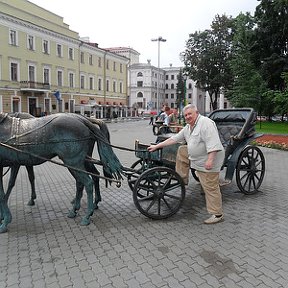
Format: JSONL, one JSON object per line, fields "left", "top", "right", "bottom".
{"left": 106, "top": 79, "right": 109, "bottom": 91}
{"left": 106, "top": 59, "right": 109, "bottom": 70}
{"left": 9, "top": 30, "right": 17, "bottom": 46}
{"left": 113, "top": 61, "right": 116, "bottom": 71}
{"left": 89, "top": 54, "right": 93, "bottom": 65}
{"left": 188, "top": 83, "right": 192, "bottom": 89}
{"left": 165, "top": 84, "right": 168, "bottom": 89}
{"left": 43, "top": 68, "right": 50, "bottom": 84}
{"left": 119, "top": 82, "right": 123, "bottom": 93}
{"left": 10, "top": 62, "right": 18, "bottom": 81}
{"left": 137, "top": 81, "right": 143, "bottom": 87}
{"left": 43, "top": 40, "right": 49, "bottom": 54}
{"left": 69, "top": 72, "right": 74, "bottom": 88}
{"left": 113, "top": 80, "right": 116, "bottom": 92}
{"left": 28, "top": 65, "right": 35, "bottom": 82}
{"left": 27, "top": 35, "right": 35, "bottom": 50}
{"left": 171, "top": 75, "right": 175, "bottom": 80}
{"left": 80, "top": 52, "right": 84, "bottom": 64}
{"left": 57, "top": 70, "right": 63, "bottom": 87}
{"left": 171, "top": 93, "right": 174, "bottom": 99}
{"left": 98, "top": 78, "right": 102, "bottom": 90}
{"left": 80, "top": 75, "right": 85, "bottom": 89}
{"left": 98, "top": 57, "right": 102, "bottom": 67}
{"left": 89, "top": 77, "right": 94, "bottom": 90}
{"left": 166, "top": 75, "right": 169, "bottom": 80}
{"left": 171, "top": 84, "right": 174, "bottom": 89}
{"left": 137, "top": 92, "right": 143, "bottom": 98}
{"left": 57, "top": 44, "right": 62, "bottom": 57}
{"left": 68, "top": 48, "right": 74, "bottom": 60}
{"left": 120, "top": 63, "right": 123, "bottom": 73}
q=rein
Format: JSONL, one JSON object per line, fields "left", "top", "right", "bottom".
{"left": 0, "top": 142, "right": 122, "bottom": 185}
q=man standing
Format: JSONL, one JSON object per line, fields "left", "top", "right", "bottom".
{"left": 148, "top": 104, "right": 225, "bottom": 224}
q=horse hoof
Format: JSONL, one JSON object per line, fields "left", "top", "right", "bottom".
{"left": 80, "top": 217, "right": 90, "bottom": 226}
{"left": 67, "top": 210, "right": 77, "bottom": 218}
{"left": 27, "top": 200, "right": 35, "bottom": 206}
{"left": 0, "top": 224, "right": 8, "bottom": 233}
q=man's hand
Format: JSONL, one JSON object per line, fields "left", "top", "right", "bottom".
{"left": 204, "top": 158, "right": 214, "bottom": 170}
{"left": 147, "top": 145, "right": 158, "bottom": 152}
{"left": 205, "top": 151, "right": 217, "bottom": 170}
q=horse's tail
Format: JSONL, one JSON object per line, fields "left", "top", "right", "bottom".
{"left": 88, "top": 118, "right": 111, "bottom": 142}
{"left": 87, "top": 118, "right": 117, "bottom": 184}
{"left": 80, "top": 117, "right": 123, "bottom": 181}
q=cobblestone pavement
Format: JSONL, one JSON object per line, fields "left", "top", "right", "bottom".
{"left": 1, "top": 119, "right": 288, "bottom": 288}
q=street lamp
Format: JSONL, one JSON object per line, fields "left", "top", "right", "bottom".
{"left": 151, "top": 36, "right": 166, "bottom": 113}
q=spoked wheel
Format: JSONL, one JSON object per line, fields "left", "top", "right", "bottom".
{"left": 127, "top": 159, "right": 150, "bottom": 193}
{"left": 236, "top": 145, "right": 265, "bottom": 195}
{"left": 133, "top": 166, "right": 185, "bottom": 219}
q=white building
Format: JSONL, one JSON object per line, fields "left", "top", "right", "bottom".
{"left": 105, "top": 47, "right": 229, "bottom": 115}
{"left": 163, "top": 65, "right": 206, "bottom": 114}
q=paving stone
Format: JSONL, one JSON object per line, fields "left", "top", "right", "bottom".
{"left": 1, "top": 121, "right": 288, "bottom": 288}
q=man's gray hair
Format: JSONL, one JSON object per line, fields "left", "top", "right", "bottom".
{"left": 183, "top": 104, "right": 198, "bottom": 112}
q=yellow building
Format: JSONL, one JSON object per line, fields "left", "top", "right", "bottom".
{"left": 0, "top": 0, "right": 129, "bottom": 118}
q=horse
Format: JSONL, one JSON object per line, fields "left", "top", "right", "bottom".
{"left": 5, "top": 112, "right": 110, "bottom": 209}
{"left": 0, "top": 112, "right": 123, "bottom": 233}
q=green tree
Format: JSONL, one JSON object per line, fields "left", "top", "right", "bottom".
{"left": 252, "top": 0, "right": 288, "bottom": 91}
{"left": 176, "top": 69, "right": 185, "bottom": 109}
{"left": 227, "top": 12, "right": 267, "bottom": 112}
{"left": 264, "top": 72, "right": 288, "bottom": 119}
{"left": 181, "top": 14, "right": 234, "bottom": 110}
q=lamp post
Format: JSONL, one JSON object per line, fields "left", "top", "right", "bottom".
{"left": 151, "top": 36, "right": 166, "bottom": 113}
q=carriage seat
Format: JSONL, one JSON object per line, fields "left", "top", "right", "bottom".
{"left": 217, "top": 124, "right": 243, "bottom": 148}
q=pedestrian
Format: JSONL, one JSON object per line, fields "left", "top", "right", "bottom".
{"left": 149, "top": 115, "right": 154, "bottom": 125}
{"left": 158, "top": 106, "right": 172, "bottom": 134}
{"left": 148, "top": 104, "right": 225, "bottom": 224}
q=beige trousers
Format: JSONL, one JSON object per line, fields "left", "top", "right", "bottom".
{"left": 196, "top": 171, "right": 223, "bottom": 215}
{"left": 175, "top": 145, "right": 223, "bottom": 215}
{"left": 175, "top": 145, "right": 190, "bottom": 185}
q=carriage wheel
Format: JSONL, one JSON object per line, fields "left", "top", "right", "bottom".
{"left": 235, "top": 146, "right": 265, "bottom": 195}
{"left": 127, "top": 159, "right": 149, "bottom": 192}
{"left": 133, "top": 166, "right": 185, "bottom": 219}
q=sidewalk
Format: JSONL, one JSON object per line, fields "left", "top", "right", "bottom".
{"left": 0, "top": 120, "right": 288, "bottom": 288}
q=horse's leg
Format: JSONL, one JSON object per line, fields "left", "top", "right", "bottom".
{"left": 85, "top": 161, "right": 101, "bottom": 209}
{"left": 67, "top": 168, "right": 94, "bottom": 226}
{"left": 0, "top": 166, "right": 12, "bottom": 233}
{"left": 4, "top": 165, "right": 20, "bottom": 201}
{"left": 26, "top": 166, "right": 36, "bottom": 206}
{"left": 68, "top": 179, "right": 83, "bottom": 218}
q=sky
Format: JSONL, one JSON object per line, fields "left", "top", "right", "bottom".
{"left": 28, "top": 0, "right": 260, "bottom": 67}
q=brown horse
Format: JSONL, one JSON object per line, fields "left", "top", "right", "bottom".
{"left": 0, "top": 113, "right": 122, "bottom": 233}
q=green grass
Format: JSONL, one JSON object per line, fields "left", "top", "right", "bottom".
{"left": 255, "top": 121, "right": 288, "bottom": 134}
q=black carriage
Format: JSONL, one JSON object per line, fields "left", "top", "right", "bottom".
{"left": 128, "top": 108, "right": 265, "bottom": 220}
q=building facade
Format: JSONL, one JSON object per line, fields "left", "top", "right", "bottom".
{"left": 128, "top": 61, "right": 207, "bottom": 115}
{"left": 0, "top": 0, "right": 129, "bottom": 118}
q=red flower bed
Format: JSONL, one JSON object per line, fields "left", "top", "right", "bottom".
{"left": 255, "top": 134, "right": 288, "bottom": 150}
